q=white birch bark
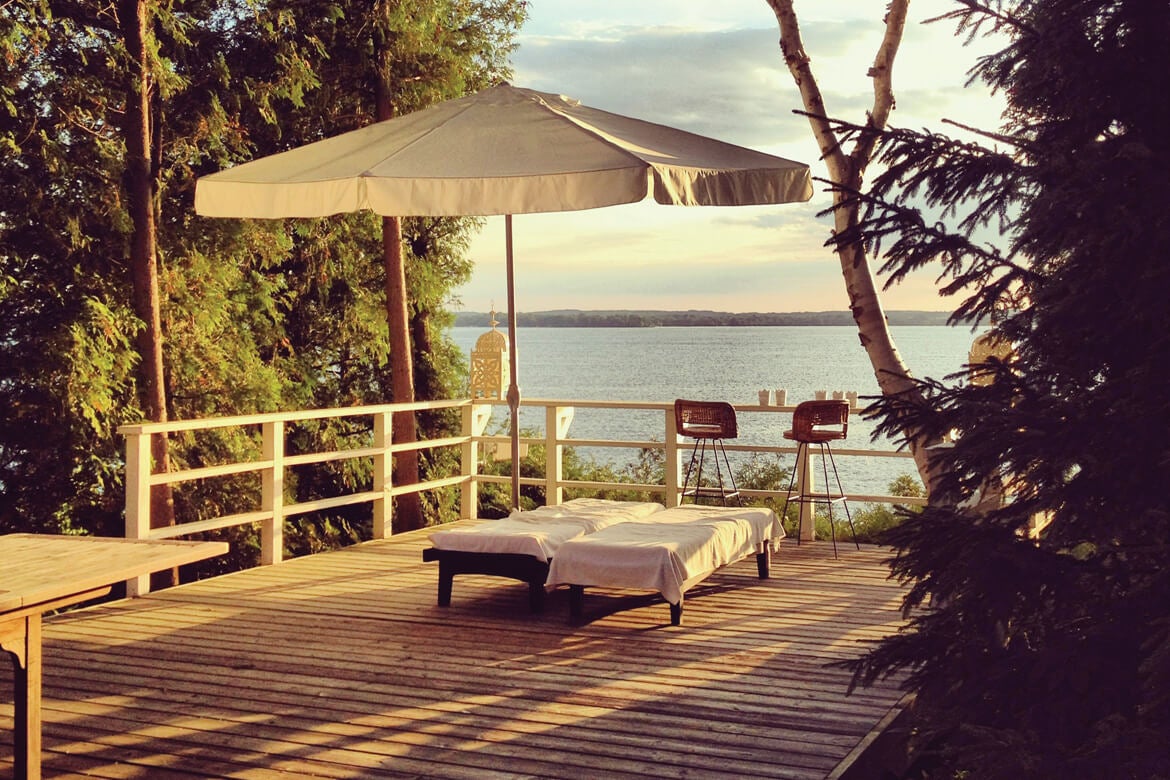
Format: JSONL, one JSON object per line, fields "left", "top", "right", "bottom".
{"left": 765, "top": 0, "right": 945, "bottom": 495}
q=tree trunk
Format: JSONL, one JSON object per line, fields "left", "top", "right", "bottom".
{"left": 767, "top": 0, "right": 946, "bottom": 496}
{"left": 375, "top": 4, "right": 424, "bottom": 531}
{"left": 411, "top": 307, "right": 437, "bottom": 396}
{"left": 120, "top": 0, "right": 176, "bottom": 583}
{"left": 382, "top": 215, "right": 425, "bottom": 530}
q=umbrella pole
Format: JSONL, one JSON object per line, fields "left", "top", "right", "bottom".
{"left": 505, "top": 214, "right": 522, "bottom": 510}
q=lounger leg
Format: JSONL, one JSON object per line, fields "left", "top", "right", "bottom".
{"left": 569, "top": 585, "right": 585, "bottom": 620}
{"left": 528, "top": 580, "right": 545, "bottom": 613}
{"left": 756, "top": 548, "right": 771, "bottom": 579}
{"left": 669, "top": 598, "right": 683, "bottom": 626}
{"left": 436, "top": 563, "right": 453, "bottom": 607}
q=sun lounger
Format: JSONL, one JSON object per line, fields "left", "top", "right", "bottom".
{"left": 545, "top": 505, "right": 784, "bottom": 625}
{"left": 422, "top": 498, "right": 665, "bottom": 611}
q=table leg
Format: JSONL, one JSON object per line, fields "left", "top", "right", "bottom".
{"left": 1, "top": 613, "right": 42, "bottom": 780}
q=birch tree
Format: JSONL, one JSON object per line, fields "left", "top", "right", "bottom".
{"left": 765, "top": 0, "right": 948, "bottom": 497}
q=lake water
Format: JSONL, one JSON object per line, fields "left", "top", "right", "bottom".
{"left": 451, "top": 325, "right": 978, "bottom": 494}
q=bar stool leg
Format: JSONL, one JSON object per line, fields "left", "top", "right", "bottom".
{"left": 824, "top": 443, "right": 860, "bottom": 550}
{"left": 683, "top": 438, "right": 740, "bottom": 505}
{"left": 682, "top": 440, "right": 700, "bottom": 499}
{"left": 705, "top": 440, "right": 722, "bottom": 502}
{"left": 683, "top": 439, "right": 712, "bottom": 502}
{"left": 819, "top": 442, "right": 839, "bottom": 558}
{"left": 713, "top": 439, "right": 739, "bottom": 506}
{"left": 780, "top": 441, "right": 804, "bottom": 543}
{"left": 696, "top": 441, "right": 710, "bottom": 501}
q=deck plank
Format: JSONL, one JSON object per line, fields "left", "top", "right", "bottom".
{"left": 2, "top": 527, "right": 913, "bottom": 779}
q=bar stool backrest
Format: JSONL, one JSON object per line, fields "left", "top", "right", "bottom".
{"left": 674, "top": 399, "right": 738, "bottom": 440}
{"left": 789, "top": 400, "right": 849, "bottom": 442}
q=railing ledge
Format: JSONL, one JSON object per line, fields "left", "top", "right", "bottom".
{"left": 121, "top": 397, "right": 922, "bottom": 590}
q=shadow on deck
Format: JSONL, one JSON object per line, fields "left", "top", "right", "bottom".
{"left": 2, "top": 528, "right": 914, "bottom": 779}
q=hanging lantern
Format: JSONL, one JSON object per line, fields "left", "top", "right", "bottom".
{"left": 470, "top": 309, "right": 509, "bottom": 400}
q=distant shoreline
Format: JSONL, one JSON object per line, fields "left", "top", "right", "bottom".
{"left": 453, "top": 309, "right": 953, "bottom": 328}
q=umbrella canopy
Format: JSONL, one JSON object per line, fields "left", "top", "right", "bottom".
{"left": 195, "top": 82, "right": 814, "bottom": 510}
{"left": 196, "top": 82, "right": 812, "bottom": 218}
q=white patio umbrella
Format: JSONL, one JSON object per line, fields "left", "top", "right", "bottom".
{"left": 195, "top": 82, "right": 813, "bottom": 509}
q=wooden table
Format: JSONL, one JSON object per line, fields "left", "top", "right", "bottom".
{"left": 0, "top": 533, "right": 229, "bottom": 780}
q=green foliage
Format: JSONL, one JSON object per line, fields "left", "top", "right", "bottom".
{"left": 470, "top": 441, "right": 918, "bottom": 547}
{"left": 210, "top": 0, "right": 526, "bottom": 536}
{"left": 848, "top": 474, "right": 923, "bottom": 543}
{"left": 0, "top": 0, "right": 525, "bottom": 541}
{"left": 1, "top": 2, "right": 147, "bottom": 534}
{"left": 472, "top": 426, "right": 534, "bottom": 518}
{"left": 730, "top": 454, "right": 919, "bottom": 544}
{"left": 829, "top": 2, "right": 1170, "bottom": 777}
{"left": 472, "top": 433, "right": 661, "bottom": 517}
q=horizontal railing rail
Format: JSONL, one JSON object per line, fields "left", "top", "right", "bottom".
{"left": 118, "top": 399, "right": 475, "bottom": 595}
{"left": 120, "top": 397, "right": 923, "bottom": 594}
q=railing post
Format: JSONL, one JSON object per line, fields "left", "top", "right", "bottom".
{"left": 372, "top": 411, "right": 393, "bottom": 538}
{"left": 461, "top": 404, "right": 493, "bottom": 520}
{"left": 797, "top": 444, "right": 815, "bottom": 542}
{"left": 261, "top": 421, "right": 285, "bottom": 563}
{"left": 545, "top": 406, "right": 574, "bottom": 506}
{"left": 124, "top": 430, "right": 152, "bottom": 597}
{"left": 664, "top": 407, "right": 680, "bottom": 508}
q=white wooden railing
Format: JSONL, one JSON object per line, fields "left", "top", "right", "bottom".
{"left": 119, "top": 398, "right": 924, "bottom": 594}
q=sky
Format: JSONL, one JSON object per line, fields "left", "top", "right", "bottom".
{"left": 453, "top": 0, "right": 1007, "bottom": 314}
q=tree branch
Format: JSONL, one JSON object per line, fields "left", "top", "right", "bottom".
{"left": 766, "top": 0, "right": 849, "bottom": 179}
{"left": 857, "top": 0, "right": 908, "bottom": 169}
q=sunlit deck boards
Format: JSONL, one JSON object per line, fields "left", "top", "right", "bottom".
{"left": 2, "top": 526, "right": 912, "bottom": 779}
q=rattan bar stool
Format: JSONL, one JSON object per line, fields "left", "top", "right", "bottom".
{"left": 675, "top": 399, "right": 740, "bottom": 505}
{"left": 781, "top": 399, "right": 859, "bottom": 557}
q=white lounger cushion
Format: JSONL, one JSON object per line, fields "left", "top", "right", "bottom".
{"left": 545, "top": 505, "right": 783, "bottom": 605}
{"left": 427, "top": 498, "right": 666, "bottom": 560}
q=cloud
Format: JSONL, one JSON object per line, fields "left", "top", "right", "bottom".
{"left": 454, "top": 4, "right": 1005, "bottom": 314}
{"left": 512, "top": 15, "right": 1002, "bottom": 151}
{"left": 515, "top": 30, "right": 792, "bottom": 147}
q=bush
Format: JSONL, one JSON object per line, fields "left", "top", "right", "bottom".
{"left": 472, "top": 440, "right": 923, "bottom": 546}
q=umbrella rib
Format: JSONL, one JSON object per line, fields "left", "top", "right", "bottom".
{"left": 360, "top": 100, "right": 483, "bottom": 177}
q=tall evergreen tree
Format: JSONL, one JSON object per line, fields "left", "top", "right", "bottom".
{"left": 1, "top": 1, "right": 173, "bottom": 535}
{"left": 247, "top": 0, "right": 525, "bottom": 532}
{"left": 835, "top": 2, "right": 1170, "bottom": 776}
{"left": 1, "top": 0, "right": 522, "bottom": 546}
{"left": 0, "top": 0, "right": 320, "bottom": 539}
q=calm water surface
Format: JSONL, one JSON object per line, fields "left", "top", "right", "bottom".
{"left": 451, "top": 325, "right": 979, "bottom": 494}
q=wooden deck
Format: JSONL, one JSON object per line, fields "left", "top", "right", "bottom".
{"left": 3, "top": 526, "right": 913, "bottom": 779}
